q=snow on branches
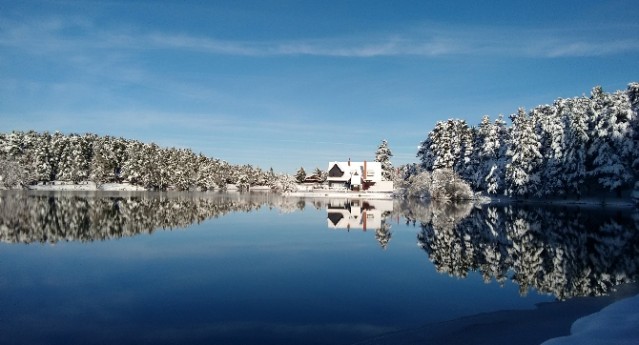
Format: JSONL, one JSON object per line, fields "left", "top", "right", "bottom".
{"left": 0, "top": 131, "right": 274, "bottom": 191}
{"left": 415, "top": 83, "right": 639, "bottom": 198}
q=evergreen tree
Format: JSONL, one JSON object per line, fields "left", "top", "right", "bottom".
{"left": 90, "top": 135, "right": 128, "bottom": 184}
{"left": 417, "top": 134, "right": 436, "bottom": 171}
{"left": 432, "top": 120, "right": 456, "bottom": 170}
{"left": 483, "top": 115, "right": 509, "bottom": 194}
{"left": 56, "top": 134, "right": 93, "bottom": 183}
{"left": 375, "top": 139, "right": 394, "bottom": 180}
{"left": 454, "top": 123, "right": 476, "bottom": 184}
{"left": 418, "top": 119, "right": 472, "bottom": 172}
{"left": 505, "top": 108, "right": 542, "bottom": 196}
{"left": 32, "top": 132, "right": 55, "bottom": 183}
{"left": 295, "top": 167, "right": 306, "bottom": 183}
{"left": 469, "top": 115, "right": 492, "bottom": 190}
{"left": 532, "top": 104, "right": 565, "bottom": 196}
{"left": 560, "top": 97, "right": 590, "bottom": 196}
{"left": 588, "top": 86, "right": 634, "bottom": 193}
{"left": 628, "top": 83, "right": 639, "bottom": 178}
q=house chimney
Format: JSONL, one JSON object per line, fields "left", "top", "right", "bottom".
{"left": 364, "top": 160, "right": 367, "bottom": 180}
{"left": 348, "top": 158, "right": 351, "bottom": 166}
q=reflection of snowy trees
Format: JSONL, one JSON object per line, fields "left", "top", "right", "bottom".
{"left": 414, "top": 202, "right": 639, "bottom": 299}
{"left": 375, "top": 219, "right": 392, "bottom": 249}
{"left": 0, "top": 192, "right": 280, "bottom": 243}
{"left": 4, "top": 191, "right": 634, "bottom": 299}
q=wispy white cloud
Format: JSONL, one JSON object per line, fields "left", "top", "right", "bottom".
{"left": 536, "top": 39, "right": 639, "bottom": 57}
{"left": 124, "top": 30, "right": 639, "bottom": 58}
{"left": 2, "top": 16, "right": 638, "bottom": 58}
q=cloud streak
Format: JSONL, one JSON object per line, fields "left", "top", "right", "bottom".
{"left": 71, "top": 30, "right": 639, "bottom": 58}
{"left": 2, "top": 16, "right": 638, "bottom": 59}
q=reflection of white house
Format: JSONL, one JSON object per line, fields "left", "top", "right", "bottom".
{"left": 326, "top": 199, "right": 393, "bottom": 231}
{"left": 326, "top": 160, "right": 393, "bottom": 192}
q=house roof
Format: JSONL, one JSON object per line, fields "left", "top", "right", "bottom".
{"left": 326, "top": 161, "right": 382, "bottom": 181}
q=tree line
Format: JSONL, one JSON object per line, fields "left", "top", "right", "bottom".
{"left": 414, "top": 83, "right": 639, "bottom": 198}
{"left": 0, "top": 131, "right": 282, "bottom": 191}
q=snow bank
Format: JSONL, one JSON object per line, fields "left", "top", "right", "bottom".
{"left": 541, "top": 294, "right": 639, "bottom": 345}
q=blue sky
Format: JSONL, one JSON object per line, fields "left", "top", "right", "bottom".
{"left": 1, "top": 0, "right": 638, "bottom": 173}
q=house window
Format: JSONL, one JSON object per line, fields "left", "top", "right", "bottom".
{"left": 366, "top": 170, "right": 375, "bottom": 178}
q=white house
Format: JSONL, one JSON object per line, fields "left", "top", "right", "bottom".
{"left": 326, "top": 159, "right": 393, "bottom": 192}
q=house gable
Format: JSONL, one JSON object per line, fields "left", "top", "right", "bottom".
{"left": 328, "top": 164, "right": 344, "bottom": 178}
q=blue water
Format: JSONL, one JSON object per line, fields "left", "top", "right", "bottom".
{"left": 1, "top": 192, "right": 634, "bottom": 345}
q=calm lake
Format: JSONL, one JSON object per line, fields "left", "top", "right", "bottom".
{"left": 0, "top": 191, "right": 637, "bottom": 345}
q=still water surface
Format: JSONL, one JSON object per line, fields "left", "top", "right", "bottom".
{"left": 0, "top": 191, "right": 637, "bottom": 345}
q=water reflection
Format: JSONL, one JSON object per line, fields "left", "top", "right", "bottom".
{"left": 408, "top": 201, "right": 639, "bottom": 300}
{"left": 0, "top": 191, "right": 272, "bottom": 243}
{"left": 326, "top": 199, "right": 393, "bottom": 249}
{"left": 1, "top": 191, "right": 637, "bottom": 300}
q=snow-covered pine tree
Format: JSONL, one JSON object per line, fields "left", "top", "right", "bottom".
{"left": 420, "top": 119, "right": 471, "bottom": 172}
{"left": 531, "top": 104, "right": 565, "bottom": 196}
{"left": 173, "top": 148, "right": 198, "bottom": 191}
{"left": 430, "top": 121, "right": 454, "bottom": 170}
{"left": 121, "top": 141, "right": 161, "bottom": 189}
{"left": 90, "top": 135, "right": 126, "bottom": 184}
{"left": 417, "top": 133, "right": 436, "bottom": 171}
{"left": 3, "top": 131, "right": 25, "bottom": 160}
{"left": 157, "top": 147, "right": 177, "bottom": 190}
{"left": 484, "top": 115, "right": 509, "bottom": 194}
{"left": 49, "top": 131, "right": 67, "bottom": 181}
{"left": 375, "top": 139, "right": 394, "bottom": 180}
{"left": 505, "top": 108, "right": 542, "bottom": 196}
{"left": 625, "top": 83, "right": 639, "bottom": 180}
{"left": 587, "top": 86, "right": 634, "bottom": 194}
{"left": 454, "top": 123, "right": 476, "bottom": 185}
{"left": 0, "top": 133, "right": 7, "bottom": 161}
{"left": 55, "top": 133, "right": 93, "bottom": 183}
{"left": 194, "top": 154, "right": 215, "bottom": 191}
{"left": 236, "top": 174, "right": 250, "bottom": 191}
{"left": 16, "top": 131, "right": 38, "bottom": 184}
{"left": 437, "top": 120, "right": 457, "bottom": 170}
{"left": 560, "top": 97, "right": 590, "bottom": 196}
{"left": 32, "top": 132, "right": 55, "bottom": 183}
{"left": 469, "top": 115, "right": 492, "bottom": 190}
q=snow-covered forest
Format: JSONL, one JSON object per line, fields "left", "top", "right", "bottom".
{"left": 0, "top": 131, "right": 278, "bottom": 190}
{"left": 415, "top": 83, "right": 639, "bottom": 198}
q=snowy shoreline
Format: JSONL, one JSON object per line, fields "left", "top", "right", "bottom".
{"left": 10, "top": 183, "right": 637, "bottom": 207}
